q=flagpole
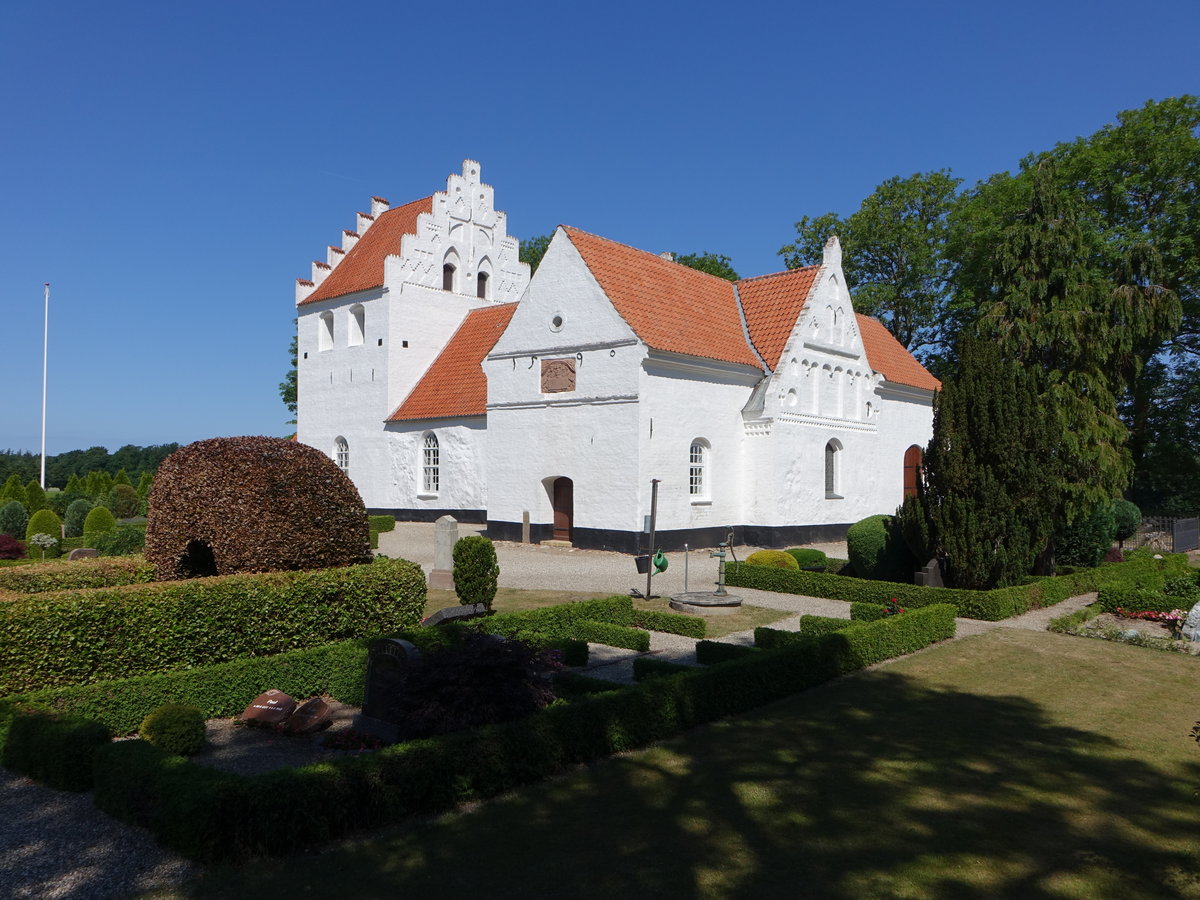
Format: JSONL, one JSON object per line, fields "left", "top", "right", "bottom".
{"left": 40, "top": 283, "right": 49, "bottom": 489}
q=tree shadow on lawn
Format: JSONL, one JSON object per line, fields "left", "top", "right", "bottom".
{"left": 188, "top": 671, "right": 1200, "bottom": 900}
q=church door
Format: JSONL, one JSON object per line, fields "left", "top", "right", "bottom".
{"left": 903, "top": 445, "right": 924, "bottom": 498}
{"left": 552, "top": 477, "right": 574, "bottom": 542}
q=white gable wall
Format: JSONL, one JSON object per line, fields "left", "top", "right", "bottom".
{"left": 486, "top": 230, "right": 643, "bottom": 535}
{"left": 383, "top": 418, "right": 488, "bottom": 515}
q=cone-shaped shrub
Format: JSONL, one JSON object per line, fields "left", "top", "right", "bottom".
{"left": 64, "top": 499, "right": 93, "bottom": 538}
{"left": 24, "top": 480, "right": 47, "bottom": 513}
{"left": 0, "top": 474, "right": 26, "bottom": 507}
{"left": 0, "top": 500, "right": 28, "bottom": 539}
{"left": 453, "top": 535, "right": 499, "bottom": 610}
{"left": 107, "top": 484, "right": 141, "bottom": 518}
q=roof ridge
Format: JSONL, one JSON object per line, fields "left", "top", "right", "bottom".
{"left": 736, "top": 264, "right": 820, "bottom": 285}
{"left": 560, "top": 225, "right": 739, "bottom": 287}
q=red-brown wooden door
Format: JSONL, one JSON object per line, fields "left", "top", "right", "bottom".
{"left": 552, "top": 477, "right": 573, "bottom": 542}
{"left": 903, "top": 445, "right": 923, "bottom": 498}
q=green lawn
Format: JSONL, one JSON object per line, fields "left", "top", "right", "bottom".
{"left": 174, "top": 629, "right": 1200, "bottom": 899}
{"left": 425, "top": 588, "right": 791, "bottom": 639}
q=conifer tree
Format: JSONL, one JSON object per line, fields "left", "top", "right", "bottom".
{"left": 900, "top": 334, "right": 1058, "bottom": 589}
{"left": 64, "top": 473, "right": 83, "bottom": 495}
{"left": 24, "top": 479, "right": 47, "bottom": 513}
{"left": 113, "top": 468, "right": 132, "bottom": 487}
{"left": 136, "top": 472, "right": 153, "bottom": 499}
{"left": 0, "top": 474, "right": 27, "bottom": 508}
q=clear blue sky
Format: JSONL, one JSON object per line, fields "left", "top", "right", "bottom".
{"left": 1, "top": 0, "right": 1195, "bottom": 455}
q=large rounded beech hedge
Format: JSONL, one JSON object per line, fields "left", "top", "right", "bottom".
{"left": 145, "top": 436, "right": 372, "bottom": 580}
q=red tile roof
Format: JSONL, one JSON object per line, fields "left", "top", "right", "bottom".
{"left": 856, "top": 314, "right": 941, "bottom": 391}
{"left": 563, "top": 227, "right": 761, "bottom": 368}
{"left": 387, "top": 304, "right": 519, "bottom": 421}
{"left": 736, "top": 267, "right": 821, "bottom": 370}
{"left": 300, "top": 196, "right": 433, "bottom": 306}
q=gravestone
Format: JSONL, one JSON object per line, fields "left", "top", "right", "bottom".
{"left": 428, "top": 515, "right": 457, "bottom": 590}
{"left": 361, "top": 638, "right": 422, "bottom": 721}
{"left": 914, "top": 558, "right": 944, "bottom": 588}
{"left": 1182, "top": 601, "right": 1200, "bottom": 642}
{"left": 239, "top": 689, "right": 297, "bottom": 727}
{"left": 283, "top": 696, "right": 333, "bottom": 734}
{"left": 68, "top": 548, "right": 98, "bottom": 560}
{"left": 423, "top": 603, "right": 487, "bottom": 627}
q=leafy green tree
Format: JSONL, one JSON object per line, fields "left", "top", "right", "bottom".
{"left": 780, "top": 170, "right": 962, "bottom": 365}
{"left": 519, "top": 234, "right": 552, "bottom": 274}
{"left": 898, "top": 335, "right": 1058, "bottom": 589}
{"left": 1128, "top": 358, "right": 1200, "bottom": 514}
{"left": 976, "top": 159, "right": 1180, "bottom": 531}
{"left": 675, "top": 252, "right": 739, "bottom": 281}
{"left": 279, "top": 319, "right": 297, "bottom": 426}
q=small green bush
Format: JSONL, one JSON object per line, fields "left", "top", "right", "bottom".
{"left": 1, "top": 710, "right": 111, "bottom": 791}
{"left": 139, "top": 704, "right": 207, "bottom": 756}
{"left": 25, "top": 508, "right": 62, "bottom": 543}
{"left": 744, "top": 550, "right": 799, "bottom": 569}
{"left": 368, "top": 515, "right": 396, "bottom": 533}
{"left": 846, "top": 514, "right": 915, "bottom": 583}
{"left": 83, "top": 505, "right": 118, "bottom": 542}
{"left": 1056, "top": 503, "right": 1117, "bottom": 568}
{"left": 453, "top": 536, "right": 499, "bottom": 610}
{"left": 785, "top": 548, "right": 828, "bottom": 568}
{"left": 64, "top": 499, "right": 93, "bottom": 538}
{"left": 1111, "top": 499, "right": 1141, "bottom": 543}
{"left": 93, "top": 523, "right": 146, "bottom": 557}
{"left": 0, "top": 500, "right": 29, "bottom": 539}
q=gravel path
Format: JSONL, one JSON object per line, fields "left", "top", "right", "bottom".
{"left": 0, "top": 526, "right": 1102, "bottom": 897}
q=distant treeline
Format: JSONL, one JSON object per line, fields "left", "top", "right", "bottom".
{"left": 0, "top": 445, "right": 179, "bottom": 489}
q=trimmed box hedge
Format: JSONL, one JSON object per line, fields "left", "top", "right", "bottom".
{"left": 726, "top": 552, "right": 1190, "bottom": 621}
{"left": 83, "top": 602, "right": 956, "bottom": 862}
{"left": 695, "top": 640, "right": 757, "bottom": 664}
{"left": 799, "top": 614, "right": 862, "bottom": 637}
{"left": 0, "top": 556, "right": 155, "bottom": 595}
{"left": 1, "top": 710, "right": 112, "bottom": 791}
{"left": 850, "top": 601, "right": 889, "bottom": 622}
{"left": 632, "top": 657, "right": 695, "bottom": 681}
{"left": 0, "top": 558, "right": 427, "bottom": 694}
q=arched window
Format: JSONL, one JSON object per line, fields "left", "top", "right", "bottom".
{"left": 334, "top": 437, "right": 349, "bottom": 474}
{"left": 318, "top": 311, "right": 334, "bottom": 351}
{"left": 442, "top": 263, "right": 456, "bottom": 292}
{"left": 904, "top": 445, "right": 924, "bottom": 498}
{"left": 422, "top": 433, "right": 440, "bottom": 494}
{"left": 348, "top": 304, "right": 364, "bottom": 346}
{"left": 825, "top": 440, "right": 842, "bottom": 499}
{"left": 689, "top": 439, "right": 710, "bottom": 498}
{"left": 476, "top": 271, "right": 489, "bottom": 299}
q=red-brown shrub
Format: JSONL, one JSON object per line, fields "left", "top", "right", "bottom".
{"left": 144, "top": 436, "right": 371, "bottom": 580}
{"left": 0, "top": 534, "right": 26, "bottom": 559}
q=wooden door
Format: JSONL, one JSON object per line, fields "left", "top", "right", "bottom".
{"left": 552, "top": 477, "right": 573, "bottom": 542}
{"left": 903, "top": 445, "right": 923, "bottom": 498}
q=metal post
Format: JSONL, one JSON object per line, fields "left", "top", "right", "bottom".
{"left": 684, "top": 543, "right": 689, "bottom": 593}
{"left": 645, "top": 478, "right": 659, "bottom": 601}
{"left": 40, "top": 283, "right": 49, "bottom": 489}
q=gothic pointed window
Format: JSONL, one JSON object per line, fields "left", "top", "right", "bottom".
{"left": 477, "top": 271, "right": 489, "bottom": 299}
{"left": 442, "top": 263, "right": 456, "bottom": 292}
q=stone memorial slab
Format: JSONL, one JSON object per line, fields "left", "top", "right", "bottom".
{"left": 68, "top": 548, "right": 99, "bottom": 560}
{"left": 1182, "top": 601, "right": 1200, "bottom": 642}
{"left": 283, "top": 696, "right": 333, "bottom": 734}
{"left": 540, "top": 358, "right": 576, "bottom": 393}
{"left": 428, "top": 515, "right": 457, "bottom": 590}
{"left": 239, "top": 689, "right": 297, "bottom": 727}
{"left": 914, "top": 558, "right": 944, "bottom": 588}
{"left": 362, "top": 638, "right": 422, "bottom": 721}
{"left": 423, "top": 603, "right": 487, "bottom": 627}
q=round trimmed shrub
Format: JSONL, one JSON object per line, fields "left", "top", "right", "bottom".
{"left": 139, "top": 704, "right": 206, "bottom": 756}
{"left": 83, "top": 505, "right": 118, "bottom": 544}
{"left": 785, "top": 548, "right": 828, "bottom": 568}
{"left": 144, "top": 436, "right": 371, "bottom": 580}
{"left": 1111, "top": 499, "right": 1141, "bottom": 543}
{"left": 64, "top": 499, "right": 93, "bottom": 538}
{"left": 453, "top": 535, "right": 499, "bottom": 610}
{"left": 1056, "top": 503, "right": 1118, "bottom": 568}
{"left": 745, "top": 550, "right": 800, "bottom": 569}
{"left": 25, "top": 508, "right": 62, "bottom": 542}
{"left": 846, "top": 514, "right": 916, "bottom": 583}
{"left": 0, "top": 500, "right": 28, "bottom": 539}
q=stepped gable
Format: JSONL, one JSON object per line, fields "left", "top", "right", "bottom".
{"left": 562, "top": 227, "right": 760, "bottom": 368}
{"left": 855, "top": 314, "right": 941, "bottom": 391}
{"left": 300, "top": 196, "right": 433, "bottom": 305}
{"left": 735, "top": 266, "right": 821, "bottom": 370}
{"left": 388, "top": 303, "right": 519, "bottom": 421}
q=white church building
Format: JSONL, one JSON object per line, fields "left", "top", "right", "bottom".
{"left": 295, "top": 161, "right": 939, "bottom": 552}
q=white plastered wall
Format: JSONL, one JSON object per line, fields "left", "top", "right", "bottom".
{"left": 485, "top": 228, "right": 643, "bottom": 532}
{"left": 383, "top": 418, "right": 488, "bottom": 512}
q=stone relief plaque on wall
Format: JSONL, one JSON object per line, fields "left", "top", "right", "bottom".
{"left": 541, "top": 358, "right": 576, "bottom": 393}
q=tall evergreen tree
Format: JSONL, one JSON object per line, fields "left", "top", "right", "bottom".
{"left": 0, "top": 474, "right": 27, "bottom": 508}
{"left": 899, "top": 335, "right": 1058, "bottom": 589}
{"left": 23, "top": 480, "right": 47, "bottom": 513}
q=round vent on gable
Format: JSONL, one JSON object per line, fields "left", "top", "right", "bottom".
{"left": 550, "top": 314, "right": 564, "bottom": 332}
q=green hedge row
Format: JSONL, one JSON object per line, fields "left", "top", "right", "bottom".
{"left": 1, "top": 711, "right": 112, "bottom": 791}
{"left": 632, "top": 657, "right": 694, "bottom": 681}
{"left": 478, "top": 595, "right": 701, "bottom": 646}
{"left": 552, "top": 672, "right": 624, "bottom": 697}
{"left": 368, "top": 515, "right": 396, "bottom": 534}
{"left": 0, "top": 558, "right": 427, "bottom": 694}
{"left": 726, "top": 552, "right": 1190, "bottom": 621}
{"left": 753, "top": 627, "right": 815, "bottom": 651}
{"left": 850, "top": 602, "right": 889, "bottom": 622}
{"left": 85, "top": 602, "right": 957, "bottom": 861}
{"left": 799, "top": 614, "right": 863, "bottom": 637}
{"left": 695, "top": 640, "right": 757, "bottom": 664}
{"left": 0, "top": 556, "right": 155, "bottom": 595}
